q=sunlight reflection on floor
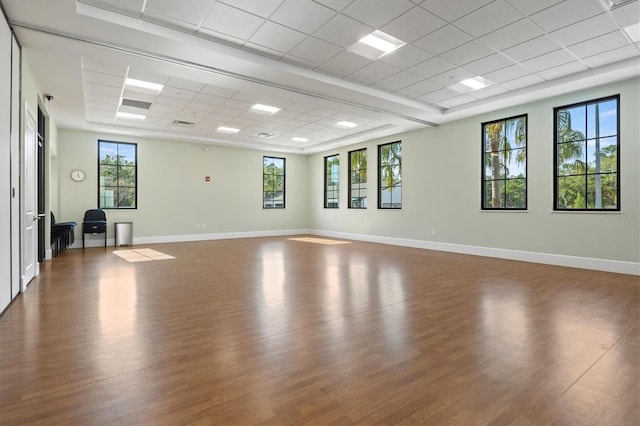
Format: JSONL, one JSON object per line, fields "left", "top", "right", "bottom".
{"left": 113, "top": 248, "right": 175, "bottom": 262}
{"left": 288, "top": 237, "right": 351, "bottom": 245}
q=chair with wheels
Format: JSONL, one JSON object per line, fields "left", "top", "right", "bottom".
{"left": 82, "top": 209, "right": 107, "bottom": 249}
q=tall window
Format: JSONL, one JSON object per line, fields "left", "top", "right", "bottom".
{"left": 263, "top": 156, "right": 285, "bottom": 208}
{"left": 482, "top": 115, "right": 527, "bottom": 210}
{"left": 348, "top": 149, "right": 367, "bottom": 208}
{"left": 324, "top": 154, "right": 339, "bottom": 208}
{"left": 98, "top": 140, "right": 137, "bottom": 209}
{"left": 554, "top": 95, "right": 619, "bottom": 210}
{"left": 378, "top": 141, "right": 402, "bottom": 209}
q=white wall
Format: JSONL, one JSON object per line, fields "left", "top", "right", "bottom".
{"left": 57, "top": 130, "right": 309, "bottom": 243}
{"left": 308, "top": 78, "right": 640, "bottom": 270}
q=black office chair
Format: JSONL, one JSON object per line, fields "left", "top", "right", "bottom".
{"left": 82, "top": 209, "right": 107, "bottom": 249}
{"left": 51, "top": 212, "right": 77, "bottom": 256}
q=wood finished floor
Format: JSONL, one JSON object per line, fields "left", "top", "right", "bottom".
{"left": 0, "top": 236, "right": 638, "bottom": 425}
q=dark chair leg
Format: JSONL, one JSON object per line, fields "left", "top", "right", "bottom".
{"left": 83, "top": 232, "right": 85, "bottom": 249}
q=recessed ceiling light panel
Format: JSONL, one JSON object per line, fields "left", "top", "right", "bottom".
{"left": 347, "top": 30, "right": 406, "bottom": 60}
{"left": 450, "top": 76, "right": 493, "bottom": 93}
{"left": 336, "top": 121, "right": 357, "bottom": 128}
{"left": 216, "top": 126, "right": 240, "bottom": 134}
{"left": 251, "top": 104, "right": 281, "bottom": 114}
{"left": 125, "top": 78, "right": 164, "bottom": 92}
{"left": 116, "top": 111, "right": 146, "bottom": 120}
{"left": 292, "top": 137, "right": 309, "bottom": 142}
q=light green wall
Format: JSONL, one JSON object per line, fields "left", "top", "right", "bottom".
{"left": 57, "top": 130, "right": 309, "bottom": 239}
{"left": 308, "top": 78, "right": 640, "bottom": 263}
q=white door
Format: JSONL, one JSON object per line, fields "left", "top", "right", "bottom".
{"left": 22, "top": 104, "right": 38, "bottom": 291}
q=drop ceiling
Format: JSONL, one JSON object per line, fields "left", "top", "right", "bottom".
{"left": 2, "top": 0, "right": 639, "bottom": 153}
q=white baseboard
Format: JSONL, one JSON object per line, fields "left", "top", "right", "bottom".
{"left": 309, "top": 229, "right": 640, "bottom": 276}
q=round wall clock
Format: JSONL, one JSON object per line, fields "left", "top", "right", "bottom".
{"left": 71, "top": 169, "right": 86, "bottom": 182}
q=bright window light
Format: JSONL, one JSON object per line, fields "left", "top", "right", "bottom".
{"left": 216, "top": 126, "right": 240, "bottom": 134}
{"left": 251, "top": 104, "right": 281, "bottom": 114}
{"left": 336, "top": 121, "right": 357, "bottom": 128}
{"left": 292, "top": 137, "right": 309, "bottom": 142}
{"left": 125, "top": 78, "right": 164, "bottom": 92}
{"left": 116, "top": 111, "right": 146, "bottom": 120}
{"left": 460, "top": 77, "right": 487, "bottom": 90}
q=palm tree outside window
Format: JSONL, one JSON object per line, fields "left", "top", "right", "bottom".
{"left": 482, "top": 115, "right": 527, "bottom": 210}
{"left": 378, "top": 141, "right": 402, "bottom": 209}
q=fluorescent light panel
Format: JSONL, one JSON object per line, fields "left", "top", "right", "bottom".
{"left": 360, "top": 33, "right": 399, "bottom": 54}
{"left": 292, "top": 137, "right": 309, "bottom": 142}
{"left": 251, "top": 104, "right": 281, "bottom": 114}
{"left": 125, "top": 78, "right": 164, "bottom": 92}
{"left": 116, "top": 111, "right": 146, "bottom": 120}
{"left": 348, "top": 30, "right": 406, "bottom": 60}
{"left": 336, "top": 121, "right": 357, "bottom": 128}
{"left": 216, "top": 126, "right": 240, "bottom": 134}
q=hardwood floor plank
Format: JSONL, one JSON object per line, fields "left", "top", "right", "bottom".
{"left": 0, "top": 237, "right": 637, "bottom": 424}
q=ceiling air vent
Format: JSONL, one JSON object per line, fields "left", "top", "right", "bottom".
{"left": 257, "top": 132, "right": 276, "bottom": 139}
{"left": 172, "top": 120, "right": 195, "bottom": 127}
{"left": 121, "top": 98, "right": 152, "bottom": 110}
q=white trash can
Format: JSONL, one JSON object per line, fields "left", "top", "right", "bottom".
{"left": 115, "top": 222, "right": 133, "bottom": 246}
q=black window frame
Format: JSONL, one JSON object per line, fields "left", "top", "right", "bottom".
{"left": 263, "top": 156, "right": 286, "bottom": 209}
{"left": 348, "top": 148, "right": 367, "bottom": 209}
{"left": 481, "top": 114, "right": 528, "bottom": 210}
{"left": 324, "top": 154, "right": 339, "bottom": 209}
{"left": 98, "top": 140, "right": 138, "bottom": 210}
{"left": 553, "top": 95, "right": 620, "bottom": 211}
{"left": 378, "top": 141, "right": 402, "bottom": 209}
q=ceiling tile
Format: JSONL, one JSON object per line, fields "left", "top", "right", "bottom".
{"left": 548, "top": 13, "right": 619, "bottom": 47}
{"left": 201, "top": 85, "right": 237, "bottom": 98}
{"left": 420, "top": 0, "right": 493, "bottom": 22}
{"left": 500, "top": 74, "right": 545, "bottom": 90}
{"left": 314, "top": 0, "right": 354, "bottom": 11}
{"left": 418, "top": 86, "right": 460, "bottom": 102}
{"left": 155, "top": 95, "right": 190, "bottom": 108}
{"left": 144, "top": 0, "right": 215, "bottom": 25}
{"left": 610, "top": 0, "right": 640, "bottom": 28}
{"left": 567, "top": 31, "right": 632, "bottom": 59}
{"left": 379, "top": 45, "right": 432, "bottom": 68}
{"left": 201, "top": 2, "right": 265, "bottom": 40}
{"left": 78, "top": 0, "right": 146, "bottom": 18}
{"left": 463, "top": 53, "right": 516, "bottom": 76}
{"left": 315, "top": 51, "right": 371, "bottom": 77}
{"left": 529, "top": 0, "right": 608, "bottom": 32}
{"left": 468, "top": 85, "right": 509, "bottom": 99}
{"left": 440, "top": 40, "right": 495, "bottom": 65}
{"left": 408, "top": 56, "right": 456, "bottom": 78}
{"left": 503, "top": 35, "right": 562, "bottom": 62}
{"left": 453, "top": 0, "right": 523, "bottom": 37}
{"left": 84, "top": 82, "right": 122, "bottom": 96}
{"left": 249, "top": 21, "right": 307, "bottom": 53}
{"left": 380, "top": 6, "right": 446, "bottom": 43}
{"left": 342, "top": 0, "right": 415, "bottom": 27}
{"left": 82, "top": 70, "right": 124, "bottom": 88}
{"left": 504, "top": 0, "right": 564, "bottom": 16}
{"left": 165, "top": 77, "right": 206, "bottom": 92}
{"left": 161, "top": 87, "right": 197, "bottom": 101}
{"left": 314, "top": 14, "right": 373, "bottom": 47}
{"left": 521, "top": 49, "right": 575, "bottom": 73}
{"left": 484, "top": 64, "right": 531, "bottom": 83}
{"left": 372, "top": 71, "right": 424, "bottom": 91}
{"left": 346, "top": 61, "right": 401, "bottom": 85}
{"left": 186, "top": 101, "right": 219, "bottom": 113}
{"left": 197, "top": 27, "right": 244, "bottom": 46}
{"left": 581, "top": 45, "right": 640, "bottom": 68}
{"left": 86, "top": 101, "right": 118, "bottom": 112}
{"left": 395, "top": 79, "right": 444, "bottom": 98}
{"left": 537, "top": 61, "right": 589, "bottom": 80}
{"left": 218, "top": 0, "right": 282, "bottom": 18}
{"left": 84, "top": 92, "right": 120, "bottom": 104}
{"left": 479, "top": 19, "right": 544, "bottom": 51}
{"left": 150, "top": 103, "right": 182, "bottom": 114}
{"left": 270, "top": 0, "right": 336, "bottom": 34}
{"left": 413, "top": 25, "right": 473, "bottom": 55}
{"left": 440, "top": 94, "right": 477, "bottom": 107}
{"left": 289, "top": 37, "right": 343, "bottom": 64}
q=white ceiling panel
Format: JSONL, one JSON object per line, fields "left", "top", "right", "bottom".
{"left": 485, "top": 64, "right": 531, "bottom": 83}
{"left": 395, "top": 79, "right": 444, "bottom": 98}
{"left": 373, "top": 71, "right": 424, "bottom": 92}
{"left": 419, "top": 87, "right": 460, "bottom": 102}
{"left": 379, "top": 45, "right": 432, "bottom": 69}
{"left": 201, "top": 2, "right": 265, "bottom": 40}
{"left": 413, "top": 25, "right": 473, "bottom": 55}
{"left": 218, "top": 0, "right": 283, "bottom": 18}
{"left": 346, "top": 61, "right": 400, "bottom": 85}
{"left": 289, "top": 37, "right": 343, "bottom": 64}
{"left": 408, "top": 56, "right": 457, "bottom": 78}
{"left": 521, "top": 49, "right": 576, "bottom": 73}
{"left": 468, "top": 84, "right": 508, "bottom": 99}
{"left": 548, "top": 13, "right": 619, "bottom": 47}
{"left": 452, "top": 0, "right": 523, "bottom": 37}
{"left": 83, "top": 82, "right": 122, "bottom": 96}
{"left": 313, "top": 14, "right": 373, "bottom": 47}
{"left": 380, "top": 6, "right": 446, "bottom": 43}
{"left": 249, "top": 21, "right": 307, "bottom": 53}
{"left": 315, "top": 51, "right": 371, "bottom": 77}
{"left": 144, "top": 0, "right": 215, "bottom": 26}
{"left": 430, "top": 67, "right": 475, "bottom": 86}
{"left": 610, "top": 0, "right": 640, "bottom": 27}
{"left": 581, "top": 45, "right": 640, "bottom": 68}
{"left": 501, "top": 74, "right": 546, "bottom": 90}
{"left": 504, "top": 0, "right": 564, "bottom": 16}
{"left": 537, "top": 61, "right": 589, "bottom": 80}
{"left": 342, "top": 0, "right": 415, "bottom": 28}
{"left": 566, "top": 31, "right": 631, "bottom": 59}
{"left": 420, "top": 0, "right": 494, "bottom": 22}
{"left": 440, "top": 40, "right": 495, "bottom": 66}
{"left": 463, "top": 53, "right": 516, "bottom": 76}
{"left": 82, "top": 70, "right": 124, "bottom": 88}
{"left": 269, "top": 0, "right": 336, "bottom": 34}
{"left": 314, "top": 0, "right": 353, "bottom": 12}
{"left": 155, "top": 96, "right": 190, "bottom": 108}
{"left": 503, "top": 35, "right": 562, "bottom": 62}
{"left": 529, "top": 0, "right": 609, "bottom": 32}
{"left": 479, "top": 19, "right": 544, "bottom": 51}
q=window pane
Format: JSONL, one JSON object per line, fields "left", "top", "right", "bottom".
{"left": 557, "top": 141, "right": 585, "bottom": 176}
{"left": 99, "top": 142, "right": 118, "bottom": 163}
{"left": 505, "top": 179, "right": 526, "bottom": 209}
{"left": 117, "top": 165, "right": 136, "bottom": 187}
{"left": 557, "top": 106, "right": 586, "bottom": 142}
{"left": 587, "top": 136, "right": 617, "bottom": 174}
{"left": 505, "top": 148, "right": 526, "bottom": 178}
{"left": 117, "top": 187, "right": 136, "bottom": 208}
{"left": 557, "top": 175, "right": 586, "bottom": 209}
{"left": 263, "top": 156, "right": 285, "bottom": 209}
{"left": 100, "top": 165, "right": 117, "bottom": 186}
{"left": 118, "top": 144, "right": 136, "bottom": 164}
{"left": 100, "top": 187, "right": 116, "bottom": 208}
{"left": 99, "top": 141, "right": 137, "bottom": 209}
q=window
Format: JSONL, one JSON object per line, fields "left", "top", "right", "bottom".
{"left": 378, "top": 141, "right": 402, "bottom": 209}
{"left": 98, "top": 140, "right": 137, "bottom": 209}
{"left": 554, "top": 95, "right": 619, "bottom": 210}
{"left": 324, "top": 154, "right": 339, "bottom": 208}
{"left": 348, "top": 149, "right": 367, "bottom": 208}
{"left": 482, "top": 115, "right": 527, "bottom": 210}
{"left": 263, "top": 156, "right": 285, "bottom": 208}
